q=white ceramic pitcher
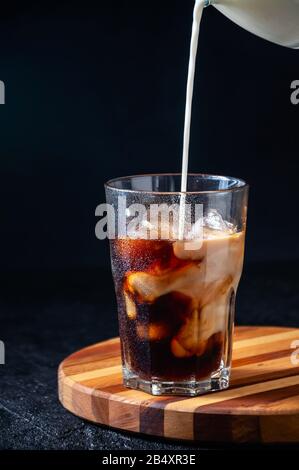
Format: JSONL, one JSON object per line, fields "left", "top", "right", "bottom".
{"left": 206, "top": 0, "right": 299, "bottom": 48}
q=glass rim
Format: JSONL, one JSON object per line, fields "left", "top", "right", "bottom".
{"left": 105, "top": 173, "right": 249, "bottom": 195}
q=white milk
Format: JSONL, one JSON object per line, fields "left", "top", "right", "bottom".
{"left": 181, "top": 0, "right": 206, "bottom": 196}
{"left": 179, "top": 0, "right": 205, "bottom": 239}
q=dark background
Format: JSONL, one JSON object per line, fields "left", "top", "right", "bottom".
{"left": 1, "top": 0, "right": 299, "bottom": 451}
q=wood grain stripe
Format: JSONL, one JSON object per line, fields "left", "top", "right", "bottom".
{"left": 197, "top": 384, "right": 299, "bottom": 414}
{"left": 233, "top": 326, "right": 285, "bottom": 340}
{"left": 232, "top": 348, "right": 294, "bottom": 367}
{"left": 194, "top": 414, "right": 261, "bottom": 443}
{"left": 165, "top": 374, "right": 299, "bottom": 413}
{"left": 233, "top": 330, "right": 299, "bottom": 350}
{"left": 69, "top": 365, "right": 121, "bottom": 381}
{"left": 63, "top": 356, "right": 122, "bottom": 375}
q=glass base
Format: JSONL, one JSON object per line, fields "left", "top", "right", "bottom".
{"left": 123, "top": 366, "right": 230, "bottom": 397}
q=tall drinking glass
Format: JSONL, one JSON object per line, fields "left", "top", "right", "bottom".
{"left": 105, "top": 174, "right": 249, "bottom": 396}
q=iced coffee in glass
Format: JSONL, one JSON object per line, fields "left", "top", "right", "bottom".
{"left": 105, "top": 174, "right": 248, "bottom": 396}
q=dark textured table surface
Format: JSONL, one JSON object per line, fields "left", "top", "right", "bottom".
{"left": 1, "top": 262, "right": 299, "bottom": 450}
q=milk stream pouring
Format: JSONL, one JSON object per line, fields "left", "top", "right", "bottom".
{"left": 179, "top": 0, "right": 299, "bottom": 238}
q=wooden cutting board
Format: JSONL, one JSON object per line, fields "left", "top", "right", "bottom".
{"left": 58, "top": 326, "right": 299, "bottom": 443}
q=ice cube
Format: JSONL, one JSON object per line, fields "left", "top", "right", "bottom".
{"left": 126, "top": 217, "right": 178, "bottom": 241}
{"left": 203, "top": 209, "right": 235, "bottom": 233}
{"left": 126, "top": 217, "right": 152, "bottom": 239}
{"left": 137, "top": 322, "right": 171, "bottom": 341}
{"left": 124, "top": 292, "right": 137, "bottom": 320}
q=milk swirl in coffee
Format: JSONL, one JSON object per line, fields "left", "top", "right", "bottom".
{"left": 111, "top": 221, "right": 245, "bottom": 381}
